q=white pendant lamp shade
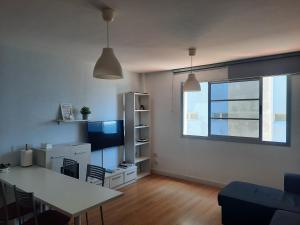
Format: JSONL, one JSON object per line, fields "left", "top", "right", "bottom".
{"left": 93, "top": 8, "right": 123, "bottom": 79}
{"left": 183, "top": 47, "right": 200, "bottom": 92}
{"left": 183, "top": 73, "right": 201, "bottom": 92}
{"left": 93, "top": 48, "right": 123, "bottom": 79}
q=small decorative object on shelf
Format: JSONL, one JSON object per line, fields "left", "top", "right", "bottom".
{"left": 60, "top": 103, "right": 74, "bottom": 121}
{"left": 140, "top": 105, "right": 145, "bottom": 110}
{"left": 80, "top": 106, "right": 91, "bottom": 120}
{"left": 137, "top": 138, "right": 149, "bottom": 143}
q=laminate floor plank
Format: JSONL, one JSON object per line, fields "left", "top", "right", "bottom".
{"left": 73, "top": 174, "right": 221, "bottom": 225}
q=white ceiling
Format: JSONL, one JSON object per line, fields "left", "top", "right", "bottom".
{"left": 1, "top": 0, "right": 300, "bottom": 73}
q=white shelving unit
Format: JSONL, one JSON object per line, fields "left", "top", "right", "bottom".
{"left": 124, "top": 92, "right": 151, "bottom": 179}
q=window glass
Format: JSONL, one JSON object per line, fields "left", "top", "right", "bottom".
{"left": 262, "top": 75, "right": 287, "bottom": 142}
{"left": 210, "top": 79, "right": 260, "bottom": 138}
{"left": 211, "top": 119, "right": 259, "bottom": 138}
{"left": 211, "top": 101, "right": 259, "bottom": 119}
{"left": 183, "top": 82, "right": 208, "bottom": 136}
{"left": 211, "top": 80, "right": 259, "bottom": 100}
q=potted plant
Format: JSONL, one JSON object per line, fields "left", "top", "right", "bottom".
{"left": 80, "top": 106, "right": 91, "bottom": 120}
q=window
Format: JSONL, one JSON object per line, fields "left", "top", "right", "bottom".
{"left": 183, "top": 82, "right": 208, "bottom": 136}
{"left": 262, "top": 75, "right": 288, "bottom": 143}
{"left": 210, "top": 80, "right": 260, "bottom": 138}
{"left": 182, "top": 75, "right": 289, "bottom": 145}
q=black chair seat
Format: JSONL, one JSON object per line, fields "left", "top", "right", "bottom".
{"left": 0, "top": 202, "right": 33, "bottom": 220}
{"left": 22, "top": 210, "right": 70, "bottom": 225}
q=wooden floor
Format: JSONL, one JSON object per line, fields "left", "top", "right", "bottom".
{"left": 75, "top": 174, "right": 222, "bottom": 225}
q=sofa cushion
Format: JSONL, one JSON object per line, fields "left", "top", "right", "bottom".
{"left": 218, "top": 181, "right": 300, "bottom": 213}
{"left": 270, "top": 210, "right": 300, "bottom": 225}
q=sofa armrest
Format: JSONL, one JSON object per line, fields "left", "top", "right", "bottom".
{"left": 284, "top": 173, "right": 300, "bottom": 194}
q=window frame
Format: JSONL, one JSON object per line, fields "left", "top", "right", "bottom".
{"left": 181, "top": 75, "right": 291, "bottom": 146}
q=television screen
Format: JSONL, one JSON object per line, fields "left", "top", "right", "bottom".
{"left": 87, "top": 120, "right": 124, "bottom": 151}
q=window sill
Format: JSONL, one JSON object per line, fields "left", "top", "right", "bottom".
{"left": 181, "top": 134, "right": 290, "bottom": 147}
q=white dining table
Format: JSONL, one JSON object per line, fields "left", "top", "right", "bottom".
{"left": 0, "top": 166, "right": 122, "bottom": 225}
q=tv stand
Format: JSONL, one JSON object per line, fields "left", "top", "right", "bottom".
{"left": 103, "top": 166, "right": 137, "bottom": 189}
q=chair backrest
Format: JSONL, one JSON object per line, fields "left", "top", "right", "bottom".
{"left": 61, "top": 158, "right": 79, "bottom": 179}
{"left": 86, "top": 164, "right": 106, "bottom": 186}
{"left": 0, "top": 182, "right": 9, "bottom": 224}
{"left": 14, "top": 186, "right": 38, "bottom": 225}
{"left": 63, "top": 158, "right": 77, "bottom": 167}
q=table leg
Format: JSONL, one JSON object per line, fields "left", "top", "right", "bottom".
{"left": 74, "top": 215, "right": 81, "bottom": 225}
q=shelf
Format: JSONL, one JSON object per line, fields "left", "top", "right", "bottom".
{"left": 135, "top": 125, "right": 150, "bottom": 129}
{"left": 135, "top": 110, "right": 150, "bottom": 112}
{"left": 124, "top": 92, "right": 151, "bottom": 180}
{"left": 137, "top": 172, "right": 151, "bottom": 179}
{"left": 135, "top": 141, "right": 150, "bottom": 146}
{"left": 135, "top": 156, "right": 150, "bottom": 163}
{"left": 134, "top": 93, "right": 150, "bottom": 96}
{"left": 56, "top": 119, "right": 88, "bottom": 125}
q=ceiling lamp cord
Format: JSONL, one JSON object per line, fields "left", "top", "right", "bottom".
{"left": 190, "top": 55, "right": 193, "bottom": 74}
{"left": 171, "top": 73, "right": 174, "bottom": 112}
{"left": 106, "top": 21, "right": 110, "bottom": 48}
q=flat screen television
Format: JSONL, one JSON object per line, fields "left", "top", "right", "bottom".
{"left": 87, "top": 120, "right": 124, "bottom": 151}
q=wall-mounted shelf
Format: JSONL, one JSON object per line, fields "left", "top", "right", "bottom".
{"left": 56, "top": 119, "right": 88, "bottom": 125}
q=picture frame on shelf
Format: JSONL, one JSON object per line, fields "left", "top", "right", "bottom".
{"left": 60, "top": 103, "right": 74, "bottom": 121}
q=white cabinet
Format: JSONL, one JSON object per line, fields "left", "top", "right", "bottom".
{"left": 49, "top": 155, "right": 65, "bottom": 173}
{"left": 124, "top": 168, "right": 137, "bottom": 183}
{"left": 34, "top": 143, "right": 91, "bottom": 181}
{"left": 110, "top": 174, "right": 124, "bottom": 189}
{"left": 104, "top": 178, "right": 110, "bottom": 188}
{"left": 105, "top": 166, "right": 137, "bottom": 189}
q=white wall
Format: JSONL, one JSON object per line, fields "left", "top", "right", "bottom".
{"left": 145, "top": 68, "right": 300, "bottom": 189}
{"left": 0, "top": 44, "right": 142, "bottom": 167}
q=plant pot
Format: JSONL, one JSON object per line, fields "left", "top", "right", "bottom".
{"left": 82, "top": 114, "right": 89, "bottom": 120}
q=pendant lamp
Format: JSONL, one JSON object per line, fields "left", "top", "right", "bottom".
{"left": 183, "top": 48, "right": 200, "bottom": 92}
{"left": 93, "top": 8, "right": 123, "bottom": 79}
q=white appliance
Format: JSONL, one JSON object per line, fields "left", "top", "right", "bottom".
{"left": 20, "top": 144, "right": 33, "bottom": 167}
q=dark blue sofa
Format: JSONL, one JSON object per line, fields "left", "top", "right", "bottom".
{"left": 218, "top": 173, "right": 300, "bottom": 225}
{"left": 270, "top": 210, "right": 300, "bottom": 225}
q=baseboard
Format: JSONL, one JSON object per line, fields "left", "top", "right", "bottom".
{"left": 151, "top": 168, "right": 226, "bottom": 188}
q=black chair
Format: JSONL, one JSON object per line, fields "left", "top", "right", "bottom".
{"left": 60, "top": 158, "right": 79, "bottom": 179}
{"left": 63, "top": 158, "right": 77, "bottom": 167}
{"left": 14, "top": 186, "right": 70, "bottom": 225}
{"left": 0, "top": 182, "right": 33, "bottom": 224}
{"left": 85, "top": 164, "right": 106, "bottom": 225}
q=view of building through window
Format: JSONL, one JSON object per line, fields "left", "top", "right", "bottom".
{"left": 210, "top": 80, "right": 260, "bottom": 138}
{"left": 262, "top": 75, "right": 287, "bottom": 142}
{"left": 183, "top": 82, "right": 208, "bottom": 136}
{"left": 182, "top": 75, "right": 288, "bottom": 144}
